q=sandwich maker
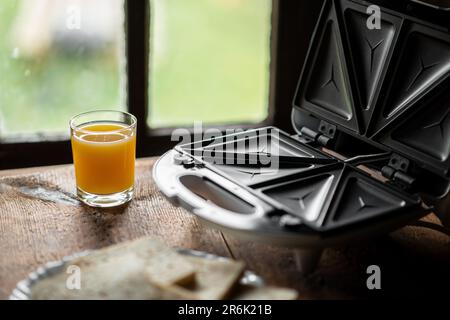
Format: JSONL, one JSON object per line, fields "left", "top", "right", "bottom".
{"left": 154, "top": 0, "right": 450, "bottom": 272}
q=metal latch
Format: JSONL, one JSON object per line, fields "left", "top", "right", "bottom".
{"left": 300, "top": 120, "right": 336, "bottom": 147}
{"left": 381, "top": 154, "right": 415, "bottom": 189}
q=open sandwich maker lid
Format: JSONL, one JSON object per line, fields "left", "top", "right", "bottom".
{"left": 292, "top": 0, "right": 450, "bottom": 199}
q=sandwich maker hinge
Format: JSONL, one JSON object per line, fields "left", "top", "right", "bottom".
{"left": 381, "top": 154, "right": 416, "bottom": 190}
{"left": 300, "top": 121, "right": 336, "bottom": 147}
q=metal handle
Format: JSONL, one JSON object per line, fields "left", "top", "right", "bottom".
{"left": 153, "top": 151, "right": 275, "bottom": 232}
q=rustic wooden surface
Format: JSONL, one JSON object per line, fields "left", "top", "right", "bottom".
{"left": 1, "top": 158, "right": 450, "bottom": 299}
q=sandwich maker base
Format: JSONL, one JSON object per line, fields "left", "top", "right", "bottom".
{"left": 154, "top": 0, "right": 450, "bottom": 272}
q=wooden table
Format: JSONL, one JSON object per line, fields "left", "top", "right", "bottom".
{"left": 1, "top": 158, "right": 450, "bottom": 299}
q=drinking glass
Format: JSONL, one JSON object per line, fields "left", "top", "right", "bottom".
{"left": 70, "top": 110, "right": 137, "bottom": 207}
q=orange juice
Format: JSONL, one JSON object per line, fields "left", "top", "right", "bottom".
{"left": 71, "top": 122, "right": 136, "bottom": 195}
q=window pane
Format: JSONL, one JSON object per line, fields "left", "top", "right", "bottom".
{"left": 0, "top": 0, "right": 125, "bottom": 137}
{"left": 148, "top": 0, "right": 272, "bottom": 127}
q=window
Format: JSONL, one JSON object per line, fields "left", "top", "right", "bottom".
{"left": 0, "top": 0, "right": 125, "bottom": 137}
{"left": 148, "top": 0, "right": 272, "bottom": 127}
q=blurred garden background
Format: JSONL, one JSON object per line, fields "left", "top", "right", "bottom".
{"left": 0, "top": 0, "right": 271, "bottom": 137}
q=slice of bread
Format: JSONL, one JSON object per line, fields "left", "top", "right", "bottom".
{"left": 70, "top": 237, "right": 196, "bottom": 286}
{"left": 153, "top": 255, "right": 245, "bottom": 300}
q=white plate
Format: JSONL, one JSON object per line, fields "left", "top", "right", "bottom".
{"left": 10, "top": 248, "right": 264, "bottom": 300}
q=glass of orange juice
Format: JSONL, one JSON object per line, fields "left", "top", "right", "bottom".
{"left": 70, "top": 110, "right": 137, "bottom": 207}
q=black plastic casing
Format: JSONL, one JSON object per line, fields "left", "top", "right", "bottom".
{"left": 292, "top": 0, "right": 450, "bottom": 199}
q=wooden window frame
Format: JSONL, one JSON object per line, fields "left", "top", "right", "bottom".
{"left": 0, "top": 0, "right": 324, "bottom": 170}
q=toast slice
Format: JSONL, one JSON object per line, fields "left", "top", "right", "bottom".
{"left": 69, "top": 237, "right": 196, "bottom": 286}
{"left": 153, "top": 255, "right": 245, "bottom": 300}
